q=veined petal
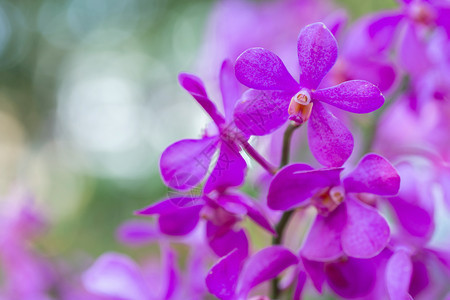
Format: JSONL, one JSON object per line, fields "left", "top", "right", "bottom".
{"left": 298, "top": 22, "right": 338, "bottom": 90}
{"left": 385, "top": 249, "right": 413, "bottom": 300}
{"left": 301, "top": 205, "right": 346, "bottom": 261}
{"left": 233, "top": 89, "right": 291, "bottom": 136}
{"left": 308, "top": 101, "right": 354, "bottom": 167}
{"left": 341, "top": 197, "right": 390, "bottom": 258}
{"left": 178, "top": 73, "right": 226, "bottom": 126}
{"left": 267, "top": 164, "right": 343, "bottom": 211}
{"left": 343, "top": 153, "right": 400, "bottom": 196}
{"left": 220, "top": 60, "right": 241, "bottom": 122}
{"left": 206, "top": 249, "right": 244, "bottom": 300}
{"left": 236, "top": 246, "right": 298, "bottom": 298}
{"left": 204, "top": 141, "right": 247, "bottom": 194}
{"left": 82, "top": 253, "right": 150, "bottom": 300}
{"left": 325, "top": 257, "right": 376, "bottom": 298}
{"left": 160, "top": 137, "right": 218, "bottom": 191}
{"left": 312, "top": 80, "right": 384, "bottom": 113}
{"left": 235, "top": 48, "right": 299, "bottom": 91}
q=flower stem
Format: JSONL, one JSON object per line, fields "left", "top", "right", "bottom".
{"left": 271, "top": 122, "right": 301, "bottom": 299}
{"left": 240, "top": 140, "right": 277, "bottom": 175}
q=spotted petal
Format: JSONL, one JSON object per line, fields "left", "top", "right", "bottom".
{"left": 312, "top": 80, "right": 384, "bottom": 113}
{"left": 235, "top": 48, "right": 299, "bottom": 91}
{"left": 298, "top": 22, "right": 338, "bottom": 90}
{"left": 233, "top": 89, "right": 291, "bottom": 136}
{"left": 308, "top": 101, "right": 354, "bottom": 167}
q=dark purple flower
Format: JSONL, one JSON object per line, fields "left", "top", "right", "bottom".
{"left": 234, "top": 22, "right": 385, "bottom": 167}
{"left": 268, "top": 153, "right": 400, "bottom": 260}
{"left": 160, "top": 60, "right": 247, "bottom": 191}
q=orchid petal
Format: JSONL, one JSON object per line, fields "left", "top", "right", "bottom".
{"left": 207, "top": 222, "right": 249, "bottom": 259}
{"left": 301, "top": 205, "right": 346, "bottom": 261}
{"left": 367, "top": 12, "right": 404, "bottom": 51}
{"left": 204, "top": 141, "right": 247, "bottom": 194}
{"left": 220, "top": 60, "right": 241, "bottom": 122}
{"left": 325, "top": 257, "right": 376, "bottom": 298}
{"left": 268, "top": 164, "right": 343, "bottom": 211}
{"left": 399, "top": 24, "right": 430, "bottom": 76}
{"left": 137, "top": 198, "right": 203, "bottom": 236}
{"left": 312, "top": 80, "right": 384, "bottom": 113}
{"left": 206, "top": 249, "right": 243, "bottom": 300}
{"left": 308, "top": 101, "right": 354, "bottom": 167}
{"left": 301, "top": 258, "right": 326, "bottom": 293}
{"left": 343, "top": 153, "right": 400, "bottom": 195}
{"left": 298, "top": 22, "right": 338, "bottom": 89}
{"left": 116, "top": 220, "right": 160, "bottom": 246}
{"left": 233, "top": 193, "right": 276, "bottom": 235}
{"left": 341, "top": 197, "right": 390, "bottom": 258}
{"left": 83, "top": 253, "right": 149, "bottom": 300}
{"left": 235, "top": 48, "right": 299, "bottom": 91}
{"left": 236, "top": 246, "right": 298, "bottom": 298}
{"left": 178, "top": 73, "right": 226, "bottom": 126}
{"left": 385, "top": 249, "right": 413, "bottom": 300}
{"left": 233, "top": 89, "right": 291, "bottom": 136}
{"left": 160, "top": 137, "right": 218, "bottom": 191}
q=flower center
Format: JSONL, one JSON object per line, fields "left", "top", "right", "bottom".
{"left": 408, "top": 1, "right": 435, "bottom": 26}
{"left": 288, "top": 88, "right": 313, "bottom": 125}
{"left": 312, "top": 186, "right": 345, "bottom": 216}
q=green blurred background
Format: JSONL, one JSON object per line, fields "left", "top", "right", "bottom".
{"left": 0, "top": 0, "right": 397, "bottom": 258}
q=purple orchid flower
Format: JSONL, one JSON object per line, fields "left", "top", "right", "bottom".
{"left": 367, "top": 0, "right": 450, "bottom": 54}
{"left": 160, "top": 60, "right": 247, "bottom": 191}
{"left": 234, "top": 22, "right": 385, "bottom": 167}
{"left": 206, "top": 246, "right": 298, "bottom": 300}
{"left": 268, "top": 153, "right": 400, "bottom": 260}
{"left": 136, "top": 189, "right": 275, "bottom": 259}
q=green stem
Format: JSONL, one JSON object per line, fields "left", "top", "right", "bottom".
{"left": 270, "top": 122, "right": 301, "bottom": 299}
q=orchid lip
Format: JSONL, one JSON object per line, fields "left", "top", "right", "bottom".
{"left": 288, "top": 88, "right": 313, "bottom": 125}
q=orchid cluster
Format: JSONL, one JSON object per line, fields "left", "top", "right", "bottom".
{"left": 4, "top": 0, "right": 450, "bottom": 299}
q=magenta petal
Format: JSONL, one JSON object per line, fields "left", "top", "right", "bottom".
{"left": 234, "top": 193, "right": 276, "bottom": 235}
{"left": 399, "top": 24, "right": 430, "bottom": 76}
{"left": 82, "top": 253, "right": 149, "bottom": 300}
{"left": 367, "top": 12, "right": 404, "bottom": 51}
{"left": 233, "top": 89, "right": 291, "bottom": 136}
{"left": 160, "top": 137, "right": 218, "bottom": 191}
{"left": 301, "top": 258, "right": 326, "bottom": 293}
{"left": 116, "top": 220, "right": 160, "bottom": 246}
{"left": 301, "top": 205, "right": 346, "bottom": 261}
{"left": 206, "top": 249, "right": 244, "bottom": 300}
{"left": 385, "top": 249, "right": 413, "bottom": 300}
{"left": 341, "top": 198, "right": 390, "bottom": 258}
{"left": 178, "top": 73, "right": 226, "bottom": 126}
{"left": 137, "top": 198, "right": 203, "bottom": 236}
{"left": 389, "top": 196, "right": 434, "bottom": 240}
{"left": 297, "top": 22, "right": 338, "bottom": 90}
{"left": 236, "top": 246, "right": 298, "bottom": 298}
{"left": 235, "top": 48, "right": 299, "bottom": 91}
{"left": 312, "top": 80, "right": 384, "bottom": 113}
{"left": 220, "top": 60, "right": 241, "bottom": 122}
{"left": 343, "top": 153, "right": 400, "bottom": 195}
{"left": 325, "top": 257, "right": 376, "bottom": 298}
{"left": 268, "top": 164, "right": 343, "bottom": 211}
{"left": 308, "top": 101, "right": 354, "bottom": 167}
{"left": 204, "top": 142, "right": 247, "bottom": 194}
{"left": 207, "top": 222, "right": 249, "bottom": 259}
